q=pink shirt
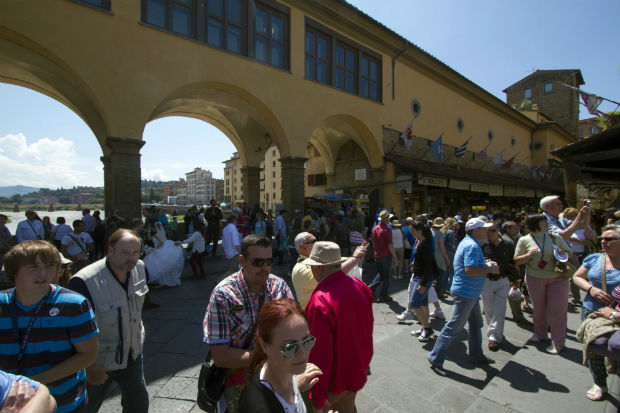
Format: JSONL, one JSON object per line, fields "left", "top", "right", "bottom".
{"left": 372, "top": 222, "right": 393, "bottom": 258}
{"left": 306, "top": 271, "right": 374, "bottom": 410}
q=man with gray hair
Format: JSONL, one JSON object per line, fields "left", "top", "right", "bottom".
{"left": 293, "top": 232, "right": 369, "bottom": 309}
{"left": 303, "top": 241, "right": 373, "bottom": 412}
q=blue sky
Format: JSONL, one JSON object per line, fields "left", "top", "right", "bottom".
{"left": 1, "top": 0, "right": 618, "bottom": 189}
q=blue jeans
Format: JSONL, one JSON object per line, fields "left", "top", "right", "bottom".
{"left": 370, "top": 256, "right": 392, "bottom": 298}
{"left": 436, "top": 265, "right": 454, "bottom": 293}
{"left": 86, "top": 354, "right": 149, "bottom": 413}
{"left": 410, "top": 277, "right": 432, "bottom": 308}
{"left": 428, "top": 293, "right": 485, "bottom": 368}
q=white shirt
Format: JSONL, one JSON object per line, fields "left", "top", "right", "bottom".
{"left": 16, "top": 219, "right": 45, "bottom": 243}
{"left": 183, "top": 231, "right": 205, "bottom": 254}
{"left": 51, "top": 224, "right": 73, "bottom": 241}
{"left": 392, "top": 228, "right": 404, "bottom": 249}
{"left": 259, "top": 364, "right": 306, "bottom": 413}
{"left": 61, "top": 231, "right": 93, "bottom": 259}
{"left": 569, "top": 229, "right": 586, "bottom": 253}
{"left": 222, "top": 223, "right": 240, "bottom": 259}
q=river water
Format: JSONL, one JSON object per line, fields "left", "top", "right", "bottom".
{"left": 2, "top": 210, "right": 105, "bottom": 234}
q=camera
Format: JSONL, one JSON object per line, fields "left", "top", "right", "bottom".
{"left": 584, "top": 199, "right": 591, "bottom": 206}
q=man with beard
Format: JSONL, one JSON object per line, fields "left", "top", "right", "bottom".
{"left": 67, "top": 229, "right": 150, "bottom": 412}
{"left": 203, "top": 234, "right": 294, "bottom": 413}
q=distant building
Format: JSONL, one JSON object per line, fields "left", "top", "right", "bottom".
{"left": 577, "top": 117, "right": 602, "bottom": 138}
{"left": 223, "top": 152, "right": 242, "bottom": 206}
{"left": 185, "top": 167, "right": 216, "bottom": 206}
{"left": 177, "top": 179, "right": 187, "bottom": 205}
{"left": 260, "top": 146, "right": 282, "bottom": 212}
{"left": 71, "top": 193, "right": 93, "bottom": 204}
{"left": 215, "top": 179, "right": 224, "bottom": 203}
{"left": 162, "top": 184, "right": 174, "bottom": 203}
{"left": 504, "top": 69, "right": 584, "bottom": 136}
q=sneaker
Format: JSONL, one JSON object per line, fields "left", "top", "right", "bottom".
{"left": 428, "top": 359, "right": 447, "bottom": 377}
{"left": 545, "top": 344, "right": 563, "bottom": 354}
{"left": 396, "top": 310, "right": 415, "bottom": 321}
{"left": 529, "top": 334, "right": 543, "bottom": 343}
{"left": 411, "top": 329, "right": 423, "bottom": 337}
{"left": 418, "top": 328, "right": 433, "bottom": 342}
{"left": 431, "top": 308, "right": 445, "bottom": 319}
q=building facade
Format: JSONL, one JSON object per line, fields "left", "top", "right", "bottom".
{"left": 0, "top": 1, "right": 579, "bottom": 220}
{"left": 185, "top": 167, "right": 216, "bottom": 206}
{"left": 259, "top": 146, "right": 283, "bottom": 212}
{"left": 577, "top": 117, "right": 603, "bottom": 138}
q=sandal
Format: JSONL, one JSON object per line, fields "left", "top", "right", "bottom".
{"left": 586, "top": 384, "right": 606, "bottom": 401}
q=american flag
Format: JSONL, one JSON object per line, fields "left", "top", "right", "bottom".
{"left": 477, "top": 146, "right": 488, "bottom": 160}
{"left": 455, "top": 137, "right": 471, "bottom": 158}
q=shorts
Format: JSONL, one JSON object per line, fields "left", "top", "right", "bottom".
{"left": 410, "top": 277, "right": 432, "bottom": 309}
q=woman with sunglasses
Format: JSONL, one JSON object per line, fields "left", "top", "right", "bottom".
{"left": 239, "top": 299, "right": 322, "bottom": 413}
{"left": 514, "top": 214, "right": 571, "bottom": 354}
{"left": 573, "top": 224, "right": 620, "bottom": 401}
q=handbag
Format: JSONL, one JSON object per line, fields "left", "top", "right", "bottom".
{"left": 550, "top": 234, "right": 577, "bottom": 279}
{"left": 197, "top": 294, "right": 265, "bottom": 412}
{"left": 186, "top": 242, "right": 193, "bottom": 252}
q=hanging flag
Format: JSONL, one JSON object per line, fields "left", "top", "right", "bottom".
{"left": 477, "top": 146, "right": 488, "bottom": 160}
{"left": 492, "top": 151, "right": 504, "bottom": 165}
{"left": 581, "top": 92, "right": 603, "bottom": 115}
{"left": 499, "top": 154, "right": 517, "bottom": 170}
{"left": 531, "top": 166, "right": 539, "bottom": 178}
{"left": 598, "top": 111, "right": 617, "bottom": 128}
{"left": 401, "top": 121, "right": 413, "bottom": 149}
{"left": 538, "top": 166, "right": 548, "bottom": 178}
{"left": 454, "top": 137, "right": 471, "bottom": 158}
{"left": 429, "top": 134, "right": 443, "bottom": 163}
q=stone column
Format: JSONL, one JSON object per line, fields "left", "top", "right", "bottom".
{"left": 102, "top": 137, "right": 145, "bottom": 224}
{"left": 241, "top": 166, "right": 261, "bottom": 207}
{"left": 280, "top": 157, "right": 307, "bottom": 214}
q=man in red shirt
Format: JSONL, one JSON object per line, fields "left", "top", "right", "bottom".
{"left": 368, "top": 210, "right": 399, "bottom": 302}
{"left": 303, "top": 241, "right": 373, "bottom": 413}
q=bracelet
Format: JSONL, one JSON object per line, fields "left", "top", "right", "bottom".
{"left": 587, "top": 286, "right": 593, "bottom": 295}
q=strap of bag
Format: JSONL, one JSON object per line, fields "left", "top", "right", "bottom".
{"left": 601, "top": 253, "right": 608, "bottom": 293}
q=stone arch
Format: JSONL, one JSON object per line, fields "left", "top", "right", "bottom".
{"left": 147, "top": 81, "right": 290, "bottom": 168}
{"left": 0, "top": 25, "right": 108, "bottom": 150}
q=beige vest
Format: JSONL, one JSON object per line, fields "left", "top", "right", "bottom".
{"left": 75, "top": 259, "right": 148, "bottom": 370}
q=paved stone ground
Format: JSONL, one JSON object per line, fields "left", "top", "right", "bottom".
{"left": 96, "top": 252, "right": 620, "bottom": 413}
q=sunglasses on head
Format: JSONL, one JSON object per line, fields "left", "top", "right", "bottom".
{"left": 281, "top": 336, "right": 316, "bottom": 359}
{"left": 600, "top": 236, "right": 619, "bottom": 242}
{"left": 251, "top": 257, "right": 275, "bottom": 267}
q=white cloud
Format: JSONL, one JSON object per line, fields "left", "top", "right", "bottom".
{"left": 142, "top": 168, "right": 171, "bottom": 181}
{"left": 0, "top": 133, "right": 91, "bottom": 188}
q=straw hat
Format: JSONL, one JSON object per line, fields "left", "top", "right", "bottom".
{"left": 432, "top": 217, "right": 445, "bottom": 228}
{"left": 378, "top": 210, "right": 390, "bottom": 220}
{"left": 301, "top": 241, "right": 348, "bottom": 266}
{"left": 391, "top": 220, "right": 402, "bottom": 228}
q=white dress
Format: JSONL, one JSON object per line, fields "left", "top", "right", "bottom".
{"left": 143, "top": 224, "right": 185, "bottom": 286}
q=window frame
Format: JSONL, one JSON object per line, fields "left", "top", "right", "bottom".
{"left": 524, "top": 88, "right": 532, "bottom": 99}
{"left": 71, "top": 0, "right": 112, "bottom": 13}
{"left": 253, "top": 3, "right": 290, "bottom": 68}
{"left": 544, "top": 82, "right": 553, "bottom": 94}
{"left": 304, "top": 17, "right": 382, "bottom": 103}
{"left": 142, "top": 0, "right": 197, "bottom": 38}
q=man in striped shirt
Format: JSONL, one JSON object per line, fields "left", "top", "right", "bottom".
{"left": 0, "top": 241, "right": 99, "bottom": 412}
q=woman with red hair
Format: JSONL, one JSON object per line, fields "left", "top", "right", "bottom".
{"left": 239, "top": 299, "right": 322, "bottom": 413}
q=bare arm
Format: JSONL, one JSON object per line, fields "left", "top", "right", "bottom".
{"left": 341, "top": 242, "right": 369, "bottom": 274}
{"left": 574, "top": 261, "right": 612, "bottom": 306}
{"left": 438, "top": 237, "right": 450, "bottom": 266}
{"left": 31, "top": 336, "right": 98, "bottom": 385}
{"left": 465, "top": 261, "right": 499, "bottom": 277}
{"left": 514, "top": 249, "right": 538, "bottom": 265}
{"left": 21, "top": 384, "right": 56, "bottom": 413}
{"left": 210, "top": 343, "right": 252, "bottom": 369}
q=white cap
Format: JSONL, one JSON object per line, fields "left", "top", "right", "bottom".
{"left": 465, "top": 217, "right": 494, "bottom": 231}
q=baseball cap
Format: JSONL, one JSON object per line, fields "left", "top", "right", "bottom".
{"left": 465, "top": 217, "right": 494, "bottom": 231}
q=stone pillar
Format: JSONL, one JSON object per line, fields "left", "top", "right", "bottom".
{"left": 563, "top": 169, "right": 579, "bottom": 207}
{"left": 241, "top": 166, "right": 261, "bottom": 207}
{"left": 280, "top": 157, "right": 307, "bottom": 214}
{"left": 102, "top": 137, "right": 145, "bottom": 224}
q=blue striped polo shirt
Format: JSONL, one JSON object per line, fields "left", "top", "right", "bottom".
{"left": 0, "top": 285, "right": 98, "bottom": 413}
{"left": 451, "top": 235, "right": 487, "bottom": 299}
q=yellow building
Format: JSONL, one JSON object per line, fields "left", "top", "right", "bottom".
{"left": 260, "top": 146, "right": 283, "bottom": 212}
{"left": 0, "top": 0, "right": 574, "bottom": 220}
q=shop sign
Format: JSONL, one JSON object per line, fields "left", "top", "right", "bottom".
{"left": 470, "top": 183, "right": 489, "bottom": 193}
{"left": 504, "top": 185, "right": 518, "bottom": 197}
{"left": 517, "top": 187, "right": 535, "bottom": 197}
{"left": 488, "top": 184, "right": 503, "bottom": 196}
{"left": 418, "top": 176, "right": 447, "bottom": 187}
{"left": 472, "top": 205, "right": 487, "bottom": 211}
{"left": 449, "top": 179, "right": 470, "bottom": 190}
{"left": 395, "top": 175, "right": 413, "bottom": 194}
{"left": 354, "top": 168, "right": 366, "bottom": 181}
{"left": 335, "top": 189, "right": 343, "bottom": 194}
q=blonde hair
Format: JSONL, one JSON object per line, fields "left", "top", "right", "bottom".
{"left": 441, "top": 217, "right": 456, "bottom": 233}
{"left": 563, "top": 207, "right": 578, "bottom": 219}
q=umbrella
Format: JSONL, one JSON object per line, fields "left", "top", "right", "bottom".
{"left": 326, "top": 194, "right": 341, "bottom": 201}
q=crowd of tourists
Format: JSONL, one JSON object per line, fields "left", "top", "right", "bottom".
{"left": 0, "top": 196, "right": 619, "bottom": 412}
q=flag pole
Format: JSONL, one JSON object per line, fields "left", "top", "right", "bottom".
{"left": 561, "top": 83, "right": 620, "bottom": 106}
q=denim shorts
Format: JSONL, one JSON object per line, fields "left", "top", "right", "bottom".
{"left": 410, "top": 277, "right": 432, "bottom": 308}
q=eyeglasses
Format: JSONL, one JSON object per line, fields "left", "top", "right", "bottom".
{"left": 250, "top": 257, "right": 275, "bottom": 267}
{"left": 281, "top": 336, "right": 316, "bottom": 359}
{"left": 303, "top": 239, "right": 317, "bottom": 245}
{"left": 600, "top": 237, "right": 619, "bottom": 242}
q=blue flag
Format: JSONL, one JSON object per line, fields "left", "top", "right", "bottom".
{"left": 429, "top": 134, "right": 443, "bottom": 163}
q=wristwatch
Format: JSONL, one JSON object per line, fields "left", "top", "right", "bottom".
{"left": 611, "top": 313, "right": 618, "bottom": 323}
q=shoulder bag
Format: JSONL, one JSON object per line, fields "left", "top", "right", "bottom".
{"left": 197, "top": 293, "right": 265, "bottom": 412}
{"left": 550, "top": 233, "right": 577, "bottom": 279}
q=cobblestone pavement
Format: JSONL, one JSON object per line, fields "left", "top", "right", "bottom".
{"left": 97, "top": 254, "right": 619, "bottom": 413}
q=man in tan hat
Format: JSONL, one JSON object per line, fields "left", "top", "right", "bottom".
{"left": 368, "top": 210, "right": 399, "bottom": 302}
{"left": 303, "top": 241, "right": 373, "bottom": 413}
